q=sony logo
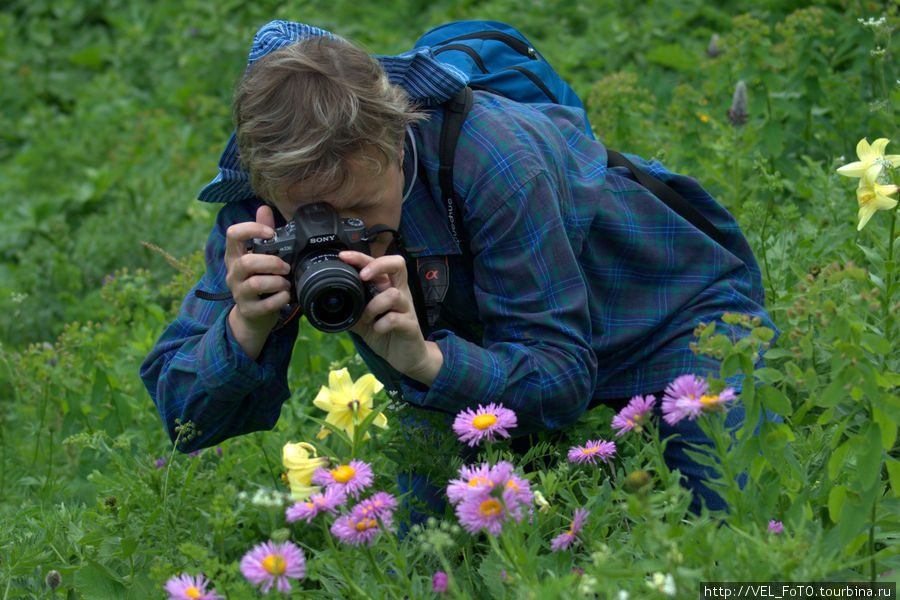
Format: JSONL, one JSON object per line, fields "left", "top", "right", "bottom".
{"left": 310, "top": 235, "right": 336, "bottom": 244}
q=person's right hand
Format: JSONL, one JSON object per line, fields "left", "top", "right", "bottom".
{"left": 225, "top": 204, "right": 292, "bottom": 359}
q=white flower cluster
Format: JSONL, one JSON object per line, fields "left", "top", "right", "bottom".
{"left": 238, "top": 488, "right": 292, "bottom": 508}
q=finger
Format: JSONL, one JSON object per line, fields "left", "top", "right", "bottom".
{"left": 352, "top": 254, "right": 409, "bottom": 291}
{"left": 256, "top": 204, "right": 276, "bottom": 230}
{"left": 234, "top": 274, "right": 292, "bottom": 303}
{"left": 226, "top": 221, "right": 276, "bottom": 259}
{"left": 232, "top": 253, "right": 291, "bottom": 279}
{"left": 236, "top": 290, "right": 291, "bottom": 319}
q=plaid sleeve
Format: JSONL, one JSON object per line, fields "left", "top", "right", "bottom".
{"left": 139, "top": 201, "right": 297, "bottom": 452}
{"left": 401, "top": 169, "right": 598, "bottom": 433}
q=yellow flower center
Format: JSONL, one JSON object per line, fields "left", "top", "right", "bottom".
{"left": 699, "top": 394, "right": 717, "bottom": 405}
{"left": 353, "top": 518, "right": 377, "bottom": 532}
{"left": 478, "top": 498, "right": 503, "bottom": 518}
{"left": 581, "top": 447, "right": 600, "bottom": 454}
{"left": 262, "top": 554, "right": 286, "bottom": 576}
{"left": 331, "top": 465, "right": 356, "bottom": 483}
{"left": 467, "top": 476, "right": 492, "bottom": 487}
{"left": 186, "top": 587, "right": 201, "bottom": 599}
{"left": 472, "top": 414, "right": 498, "bottom": 429}
{"left": 506, "top": 479, "right": 519, "bottom": 492}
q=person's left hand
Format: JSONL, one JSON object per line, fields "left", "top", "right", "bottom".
{"left": 339, "top": 251, "right": 443, "bottom": 386}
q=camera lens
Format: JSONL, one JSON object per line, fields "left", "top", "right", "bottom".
{"left": 294, "top": 253, "right": 370, "bottom": 332}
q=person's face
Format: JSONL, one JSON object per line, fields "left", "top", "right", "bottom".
{"left": 271, "top": 146, "right": 404, "bottom": 258}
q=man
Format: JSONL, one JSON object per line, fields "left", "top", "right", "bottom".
{"left": 141, "top": 21, "right": 775, "bottom": 511}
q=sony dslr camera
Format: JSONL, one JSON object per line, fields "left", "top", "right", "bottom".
{"left": 247, "top": 202, "right": 379, "bottom": 333}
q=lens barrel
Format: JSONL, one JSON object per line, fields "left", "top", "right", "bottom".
{"left": 294, "top": 253, "right": 369, "bottom": 332}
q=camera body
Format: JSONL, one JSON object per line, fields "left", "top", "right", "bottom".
{"left": 247, "top": 202, "right": 377, "bottom": 332}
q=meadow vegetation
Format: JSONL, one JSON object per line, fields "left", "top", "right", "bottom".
{"left": 1, "top": 0, "right": 899, "bottom": 598}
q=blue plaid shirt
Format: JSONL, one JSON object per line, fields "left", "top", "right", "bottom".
{"left": 140, "top": 21, "right": 775, "bottom": 450}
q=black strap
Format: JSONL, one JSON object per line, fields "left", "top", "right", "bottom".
{"left": 438, "top": 87, "right": 473, "bottom": 251}
{"left": 606, "top": 150, "right": 728, "bottom": 247}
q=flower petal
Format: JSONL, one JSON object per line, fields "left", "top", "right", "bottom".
{"left": 352, "top": 373, "right": 384, "bottom": 402}
{"left": 870, "top": 138, "right": 890, "bottom": 158}
{"left": 836, "top": 161, "right": 868, "bottom": 177}
{"left": 856, "top": 137, "right": 875, "bottom": 162}
{"left": 329, "top": 368, "right": 355, "bottom": 398}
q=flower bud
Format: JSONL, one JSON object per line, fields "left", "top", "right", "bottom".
{"left": 727, "top": 80, "right": 749, "bottom": 127}
{"left": 45, "top": 570, "right": 62, "bottom": 590}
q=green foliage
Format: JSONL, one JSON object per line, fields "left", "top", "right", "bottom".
{"left": 2, "top": 0, "right": 900, "bottom": 598}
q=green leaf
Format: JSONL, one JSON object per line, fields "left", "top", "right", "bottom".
{"left": 849, "top": 423, "right": 882, "bottom": 491}
{"left": 873, "top": 405, "right": 898, "bottom": 450}
{"left": 860, "top": 332, "right": 891, "bottom": 356}
{"left": 828, "top": 485, "right": 847, "bottom": 523}
{"left": 754, "top": 367, "right": 783, "bottom": 384}
{"left": 74, "top": 561, "right": 128, "bottom": 600}
{"left": 759, "top": 386, "right": 792, "bottom": 416}
{"left": 886, "top": 459, "right": 900, "bottom": 498}
{"left": 828, "top": 441, "right": 850, "bottom": 482}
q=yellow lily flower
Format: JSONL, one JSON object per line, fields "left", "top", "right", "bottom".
{"left": 313, "top": 368, "right": 388, "bottom": 440}
{"left": 856, "top": 170, "right": 899, "bottom": 231}
{"left": 282, "top": 441, "right": 328, "bottom": 500}
{"left": 837, "top": 137, "right": 900, "bottom": 181}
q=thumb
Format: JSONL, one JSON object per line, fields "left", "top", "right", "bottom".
{"left": 256, "top": 204, "right": 276, "bottom": 230}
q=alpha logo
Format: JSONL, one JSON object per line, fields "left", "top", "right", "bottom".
{"left": 425, "top": 270, "right": 440, "bottom": 280}
{"left": 309, "top": 235, "right": 336, "bottom": 244}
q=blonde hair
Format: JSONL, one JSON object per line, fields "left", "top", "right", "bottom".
{"left": 233, "top": 36, "right": 426, "bottom": 203}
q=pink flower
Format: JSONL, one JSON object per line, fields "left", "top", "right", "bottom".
{"left": 240, "top": 540, "right": 306, "bottom": 594}
{"left": 448, "top": 461, "right": 533, "bottom": 536}
{"left": 432, "top": 571, "right": 449, "bottom": 593}
{"left": 164, "top": 573, "right": 224, "bottom": 600}
{"left": 768, "top": 520, "right": 783, "bottom": 534}
{"left": 447, "top": 461, "right": 514, "bottom": 505}
{"left": 567, "top": 439, "right": 616, "bottom": 465}
{"left": 611, "top": 394, "right": 657, "bottom": 436}
{"left": 311, "top": 459, "right": 373, "bottom": 499}
{"left": 452, "top": 403, "right": 517, "bottom": 446}
{"left": 285, "top": 486, "right": 346, "bottom": 523}
{"left": 661, "top": 374, "right": 737, "bottom": 425}
{"left": 354, "top": 491, "right": 398, "bottom": 521}
{"left": 550, "top": 508, "right": 590, "bottom": 551}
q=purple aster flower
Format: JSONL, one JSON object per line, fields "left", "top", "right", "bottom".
{"left": 354, "top": 491, "right": 398, "bottom": 521}
{"left": 768, "top": 520, "right": 783, "bottom": 534}
{"left": 240, "top": 540, "right": 306, "bottom": 594}
{"left": 661, "top": 374, "right": 708, "bottom": 425}
{"left": 550, "top": 508, "right": 590, "bottom": 551}
{"left": 331, "top": 507, "right": 393, "bottom": 547}
{"left": 611, "top": 394, "right": 657, "bottom": 436}
{"left": 432, "top": 571, "right": 449, "bottom": 593}
{"left": 285, "top": 486, "right": 346, "bottom": 523}
{"left": 450, "top": 461, "right": 532, "bottom": 536}
{"left": 452, "top": 403, "right": 517, "bottom": 446}
{"left": 311, "top": 459, "right": 373, "bottom": 499}
{"left": 567, "top": 439, "right": 616, "bottom": 465}
{"left": 661, "top": 374, "right": 737, "bottom": 425}
{"left": 447, "top": 461, "right": 515, "bottom": 505}
{"left": 164, "top": 573, "right": 224, "bottom": 600}
{"left": 155, "top": 457, "right": 167, "bottom": 468}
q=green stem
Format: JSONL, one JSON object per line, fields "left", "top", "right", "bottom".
{"left": 869, "top": 497, "right": 877, "bottom": 582}
{"left": 320, "top": 520, "right": 369, "bottom": 597}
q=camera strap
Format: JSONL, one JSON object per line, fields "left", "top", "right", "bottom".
{"left": 414, "top": 255, "right": 449, "bottom": 328}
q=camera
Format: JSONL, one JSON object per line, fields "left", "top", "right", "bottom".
{"left": 247, "top": 202, "right": 379, "bottom": 333}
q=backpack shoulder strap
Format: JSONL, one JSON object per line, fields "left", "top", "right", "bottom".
{"left": 606, "top": 150, "right": 728, "bottom": 247}
{"left": 438, "top": 86, "right": 474, "bottom": 252}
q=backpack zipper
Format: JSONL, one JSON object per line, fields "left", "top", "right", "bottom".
{"left": 433, "top": 43, "right": 489, "bottom": 73}
{"left": 439, "top": 30, "right": 538, "bottom": 60}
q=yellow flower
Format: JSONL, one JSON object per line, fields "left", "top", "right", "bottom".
{"left": 282, "top": 441, "right": 328, "bottom": 501}
{"left": 313, "top": 368, "right": 387, "bottom": 440}
{"left": 836, "top": 137, "right": 900, "bottom": 181}
{"left": 856, "top": 170, "right": 899, "bottom": 231}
